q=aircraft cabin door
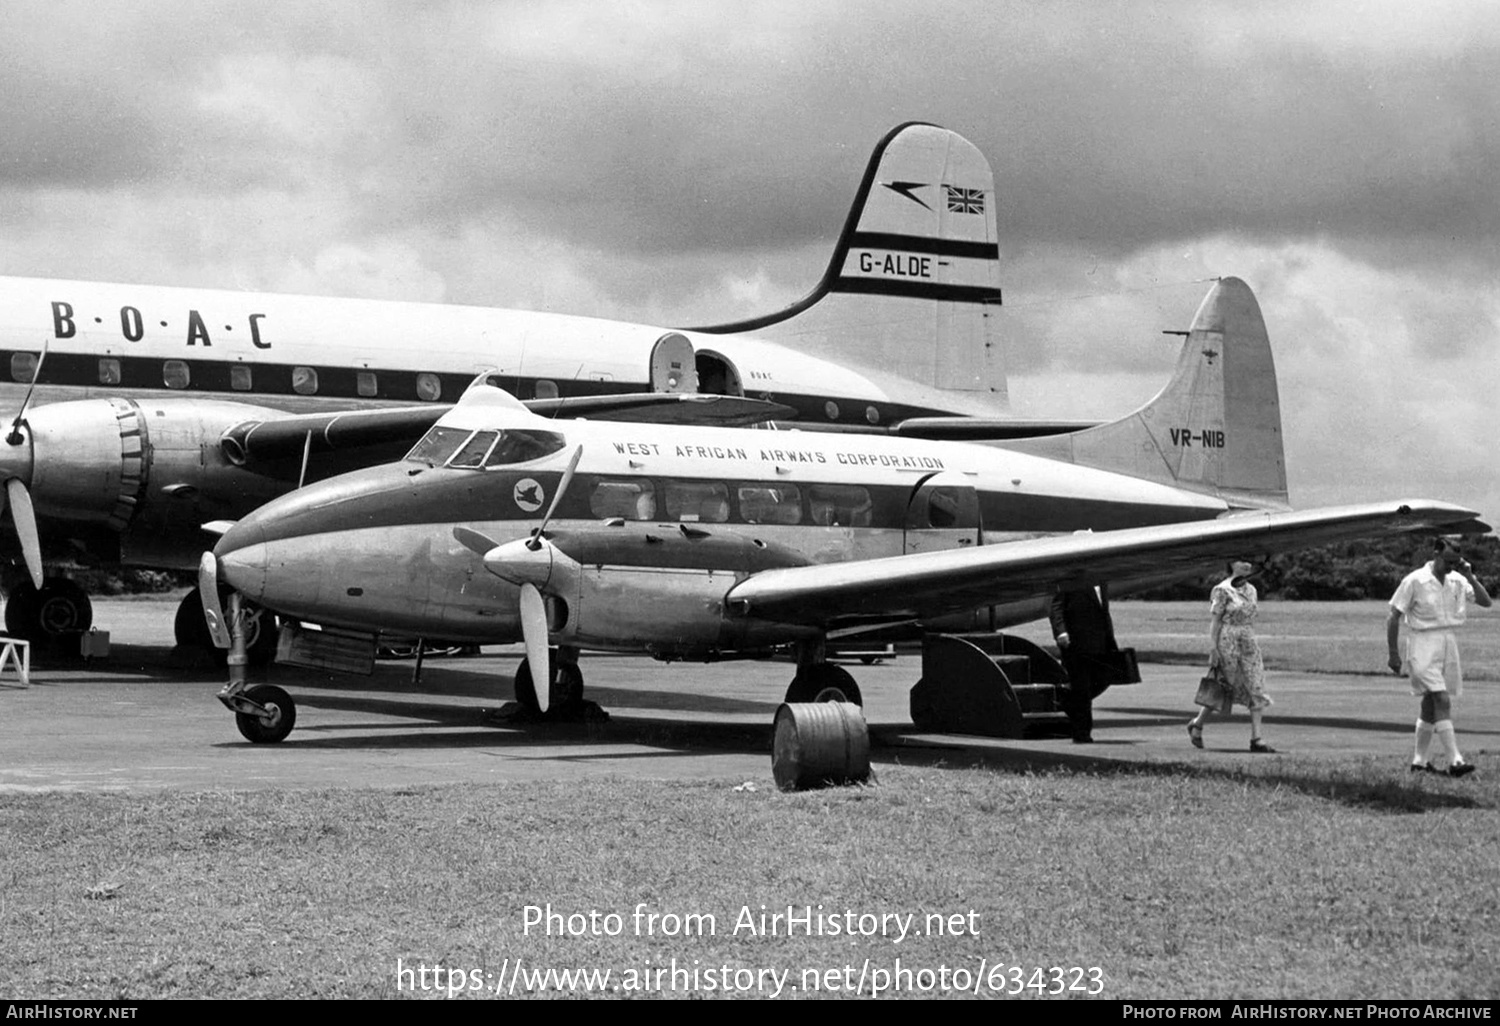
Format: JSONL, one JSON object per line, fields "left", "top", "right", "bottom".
{"left": 649, "top": 332, "right": 698, "bottom": 393}
{"left": 903, "top": 472, "right": 982, "bottom": 555}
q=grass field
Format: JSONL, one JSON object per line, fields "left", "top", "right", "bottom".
{"left": 3, "top": 602, "right": 1498, "bottom": 1000}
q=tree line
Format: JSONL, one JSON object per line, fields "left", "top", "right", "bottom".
{"left": 1131, "top": 534, "right": 1500, "bottom": 601}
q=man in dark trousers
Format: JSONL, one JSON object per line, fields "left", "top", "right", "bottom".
{"left": 1049, "top": 585, "right": 1120, "bottom": 744}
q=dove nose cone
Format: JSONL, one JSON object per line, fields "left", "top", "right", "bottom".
{"left": 215, "top": 522, "right": 268, "bottom": 602}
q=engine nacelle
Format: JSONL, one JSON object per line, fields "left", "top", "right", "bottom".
{"left": 543, "top": 523, "right": 817, "bottom": 657}
{"left": 3, "top": 397, "right": 291, "bottom": 568}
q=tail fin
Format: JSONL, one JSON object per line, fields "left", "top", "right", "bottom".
{"left": 684, "top": 122, "right": 1006, "bottom": 404}
{"left": 1003, "top": 277, "right": 1289, "bottom": 510}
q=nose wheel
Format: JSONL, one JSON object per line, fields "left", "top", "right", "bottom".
{"left": 214, "top": 589, "right": 296, "bottom": 743}
{"left": 221, "top": 684, "right": 297, "bottom": 744}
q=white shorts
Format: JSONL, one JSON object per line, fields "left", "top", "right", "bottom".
{"left": 1404, "top": 629, "right": 1462, "bottom": 697}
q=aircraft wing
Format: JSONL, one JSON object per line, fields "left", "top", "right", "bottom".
{"left": 223, "top": 405, "right": 452, "bottom": 463}
{"left": 725, "top": 500, "right": 1487, "bottom": 628}
{"left": 222, "top": 393, "right": 798, "bottom": 464}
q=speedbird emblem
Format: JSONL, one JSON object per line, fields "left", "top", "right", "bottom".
{"left": 881, "top": 180, "right": 932, "bottom": 211}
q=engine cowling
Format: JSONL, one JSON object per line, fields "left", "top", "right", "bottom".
{"left": 539, "top": 523, "right": 819, "bottom": 656}
{"left": 1, "top": 397, "right": 291, "bottom": 568}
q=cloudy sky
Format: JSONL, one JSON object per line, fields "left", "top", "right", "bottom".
{"left": 2, "top": 1, "right": 1496, "bottom": 522}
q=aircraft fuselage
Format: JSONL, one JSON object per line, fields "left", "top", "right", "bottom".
{"left": 0, "top": 275, "right": 1001, "bottom": 428}
{"left": 216, "top": 390, "right": 1226, "bottom": 655}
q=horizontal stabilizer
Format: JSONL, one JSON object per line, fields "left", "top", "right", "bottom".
{"left": 888, "top": 417, "right": 1099, "bottom": 441}
{"left": 757, "top": 416, "right": 1100, "bottom": 440}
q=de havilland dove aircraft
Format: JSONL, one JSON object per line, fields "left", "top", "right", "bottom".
{"left": 204, "top": 277, "right": 1483, "bottom": 742}
{"left": 0, "top": 123, "right": 1089, "bottom": 652}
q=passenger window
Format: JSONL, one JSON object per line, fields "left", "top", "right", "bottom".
{"left": 292, "top": 366, "right": 319, "bottom": 396}
{"left": 483, "top": 430, "right": 567, "bottom": 466}
{"left": 163, "top": 360, "right": 191, "bottom": 389}
{"left": 448, "top": 430, "right": 497, "bottom": 468}
{"left": 98, "top": 358, "right": 121, "bottom": 386}
{"left": 737, "top": 484, "right": 801, "bottom": 525}
{"left": 356, "top": 371, "right": 378, "bottom": 397}
{"left": 665, "top": 481, "right": 730, "bottom": 523}
{"left": 416, "top": 373, "right": 442, "bottom": 401}
{"left": 928, "top": 488, "right": 962, "bottom": 529}
{"left": 230, "top": 365, "right": 253, "bottom": 391}
{"left": 534, "top": 379, "right": 558, "bottom": 400}
{"left": 808, "top": 484, "right": 872, "bottom": 527}
{"left": 9, "top": 353, "right": 37, "bottom": 383}
{"left": 590, "top": 480, "right": 657, "bottom": 521}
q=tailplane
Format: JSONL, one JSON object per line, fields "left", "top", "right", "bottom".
{"left": 1003, "top": 277, "right": 1289, "bottom": 510}
{"left": 684, "top": 122, "right": 1006, "bottom": 405}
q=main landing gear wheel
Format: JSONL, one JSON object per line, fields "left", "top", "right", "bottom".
{"left": 784, "top": 664, "right": 863, "bottom": 706}
{"left": 175, "top": 587, "right": 279, "bottom": 666}
{"left": 4, "top": 578, "right": 93, "bottom": 641}
{"left": 233, "top": 684, "right": 297, "bottom": 744}
{"left": 514, "top": 657, "right": 585, "bottom": 718}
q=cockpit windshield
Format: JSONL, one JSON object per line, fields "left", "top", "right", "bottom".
{"left": 404, "top": 425, "right": 567, "bottom": 468}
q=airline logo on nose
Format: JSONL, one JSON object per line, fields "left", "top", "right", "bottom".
{"left": 514, "top": 479, "right": 544, "bottom": 512}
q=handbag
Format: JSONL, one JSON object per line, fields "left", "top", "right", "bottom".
{"left": 1194, "top": 668, "right": 1232, "bottom": 714}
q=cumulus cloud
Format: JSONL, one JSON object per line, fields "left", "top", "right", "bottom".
{"left": 0, "top": 0, "right": 1495, "bottom": 517}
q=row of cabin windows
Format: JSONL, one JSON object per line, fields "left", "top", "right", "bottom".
{"left": 589, "top": 479, "right": 874, "bottom": 528}
{"left": 7, "top": 354, "right": 563, "bottom": 402}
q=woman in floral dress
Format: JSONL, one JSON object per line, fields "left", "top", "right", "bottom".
{"left": 1188, "top": 559, "right": 1275, "bottom": 752}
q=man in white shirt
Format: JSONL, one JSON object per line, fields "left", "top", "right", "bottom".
{"left": 1387, "top": 538, "right": 1492, "bottom": 777}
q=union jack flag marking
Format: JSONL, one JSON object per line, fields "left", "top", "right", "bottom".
{"left": 944, "top": 185, "right": 985, "bottom": 215}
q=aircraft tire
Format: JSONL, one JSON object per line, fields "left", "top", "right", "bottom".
{"left": 174, "top": 588, "right": 212, "bottom": 649}
{"left": 176, "top": 588, "right": 279, "bottom": 667}
{"left": 785, "top": 664, "right": 863, "bottom": 706}
{"left": 5, "top": 578, "right": 93, "bottom": 641}
{"left": 514, "top": 657, "right": 585, "bottom": 717}
{"left": 234, "top": 684, "right": 296, "bottom": 744}
{"left": 3, "top": 585, "right": 37, "bottom": 637}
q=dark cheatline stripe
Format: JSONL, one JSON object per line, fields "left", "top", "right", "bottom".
{"left": 0, "top": 350, "right": 976, "bottom": 427}
{"left": 846, "top": 231, "right": 999, "bottom": 260}
{"left": 0, "top": 350, "right": 637, "bottom": 405}
{"left": 243, "top": 464, "right": 1217, "bottom": 548}
{"left": 831, "top": 278, "right": 1003, "bottom": 304}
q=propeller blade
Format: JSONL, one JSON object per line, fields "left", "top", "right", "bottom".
{"left": 519, "top": 582, "right": 550, "bottom": 713}
{"left": 5, "top": 341, "right": 46, "bottom": 446}
{"left": 198, "top": 551, "right": 232, "bottom": 649}
{"left": 531, "top": 444, "right": 583, "bottom": 546}
{"left": 5, "top": 478, "right": 43, "bottom": 590}
{"left": 453, "top": 526, "right": 500, "bottom": 556}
